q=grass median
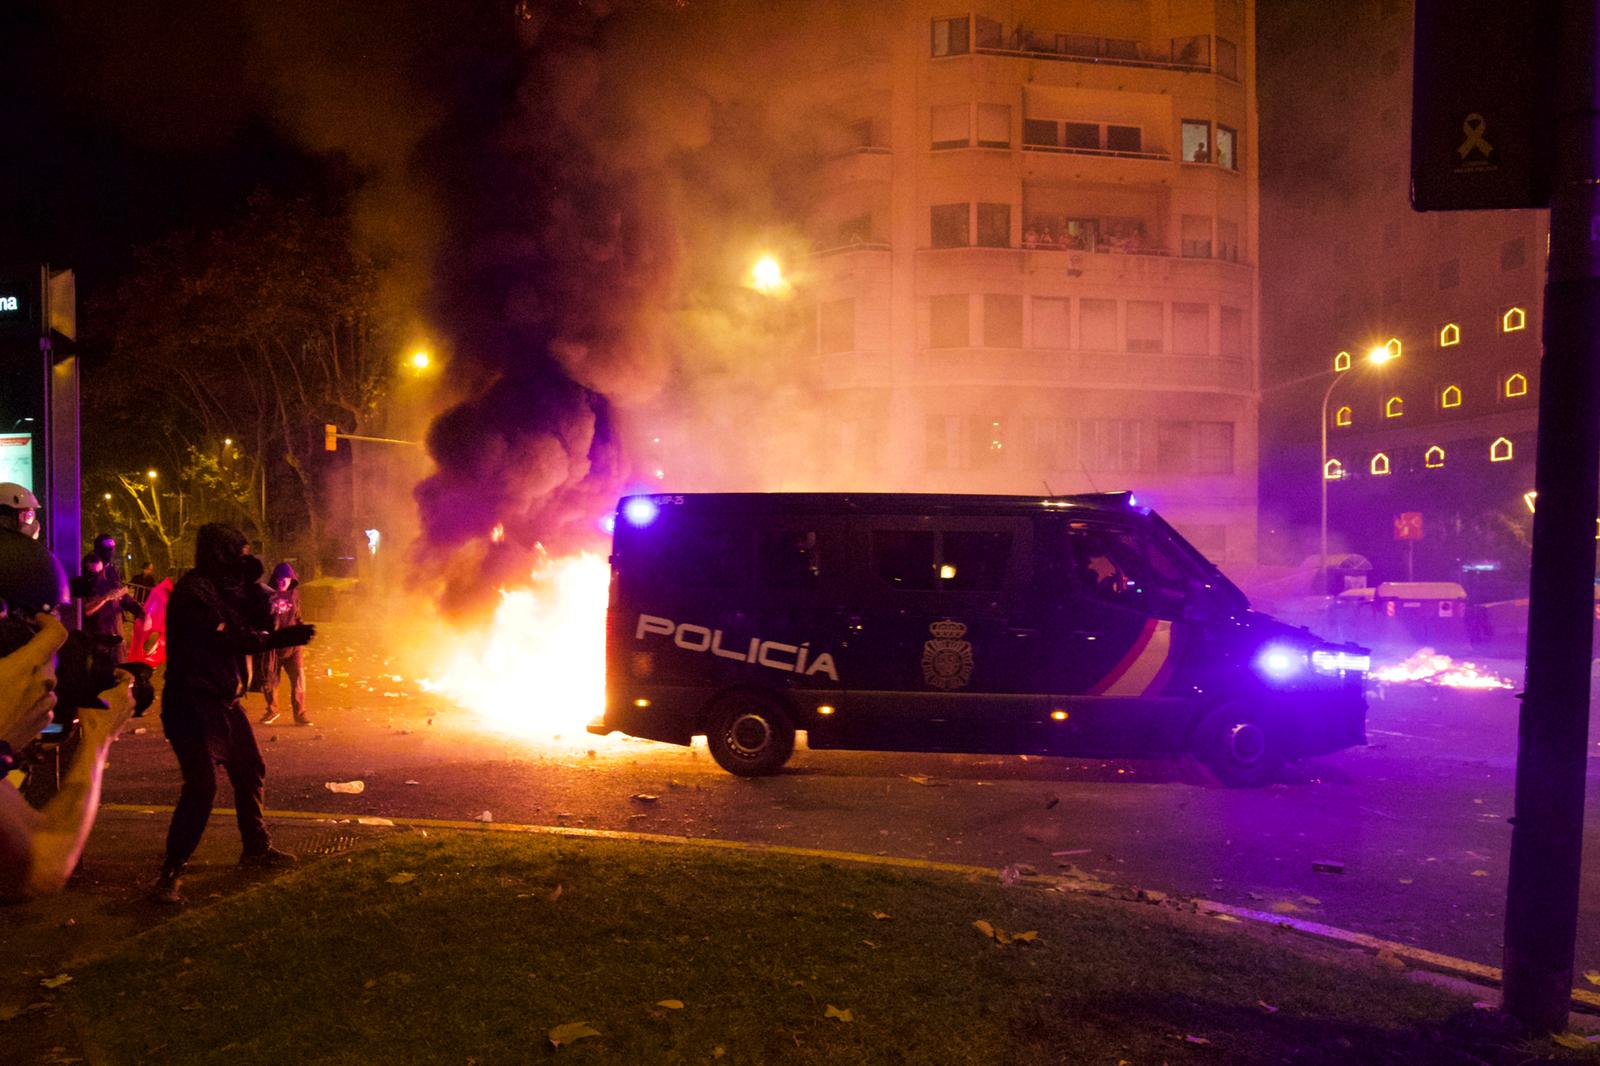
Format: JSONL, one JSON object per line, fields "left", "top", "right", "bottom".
{"left": 67, "top": 832, "right": 1523, "bottom": 1064}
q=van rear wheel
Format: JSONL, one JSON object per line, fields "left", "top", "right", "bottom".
{"left": 705, "top": 695, "right": 795, "bottom": 777}
{"left": 1195, "top": 704, "right": 1283, "bottom": 788}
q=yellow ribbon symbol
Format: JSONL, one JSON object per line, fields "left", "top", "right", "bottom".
{"left": 1458, "top": 113, "right": 1493, "bottom": 159}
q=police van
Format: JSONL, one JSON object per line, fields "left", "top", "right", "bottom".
{"left": 589, "top": 492, "right": 1369, "bottom": 785}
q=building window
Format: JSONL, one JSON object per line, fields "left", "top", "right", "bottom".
{"left": 1083, "top": 419, "right": 1142, "bottom": 473}
{"left": 1216, "top": 37, "right": 1239, "bottom": 79}
{"left": 1023, "top": 119, "right": 1059, "bottom": 147}
{"left": 1491, "top": 436, "right": 1514, "bottom": 462}
{"left": 982, "top": 294, "right": 1023, "bottom": 347}
{"left": 1425, "top": 445, "right": 1446, "bottom": 469}
{"left": 1156, "top": 421, "right": 1194, "bottom": 473}
{"left": 1370, "top": 453, "right": 1391, "bottom": 476}
{"left": 1505, "top": 372, "right": 1529, "bottom": 398}
{"left": 1172, "top": 303, "right": 1209, "bottom": 354}
{"left": 931, "top": 16, "right": 969, "bottom": 57}
{"left": 1503, "top": 306, "right": 1527, "bottom": 331}
{"left": 1063, "top": 121, "right": 1098, "bottom": 149}
{"left": 1080, "top": 298, "right": 1117, "bottom": 350}
{"left": 1324, "top": 458, "right": 1344, "bottom": 480}
{"left": 1217, "top": 219, "right": 1240, "bottom": 262}
{"left": 930, "top": 203, "right": 968, "bottom": 248}
{"left": 1385, "top": 396, "right": 1404, "bottom": 418}
{"left": 973, "top": 16, "right": 1002, "bottom": 49}
{"left": 1501, "top": 238, "right": 1526, "bottom": 271}
{"left": 1384, "top": 336, "right": 1403, "bottom": 359}
{"left": 819, "top": 299, "right": 855, "bottom": 354}
{"left": 1126, "top": 300, "right": 1164, "bottom": 352}
{"left": 1105, "top": 124, "right": 1143, "bottom": 153}
{"left": 931, "top": 104, "right": 969, "bottom": 149}
{"left": 1334, "top": 350, "right": 1352, "bottom": 372}
{"left": 975, "top": 203, "right": 1011, "bottom": 247}
{"left": 928, "top": 295, "right": 969, "bottom": 347}
{"left": 970, "top": 417, "right": 1007, "bottom": 468}
{"left": 1334, "top": 405, "right": 1352, "bottom": 427}
{"left": 1031, "top": 297, "right": 1070, "bottom": 348}
{"left": 1031, "top": 417, "right": 1077, "bottom": 470}
{"left": 1220, "top": 306, "right": 1245, "bottom": 356}
{"left": 1441, "top": 384, "right": 1462, "bottom": 408}
{"left": 1182, "top": 119, "right": 1210, "bottom": 163}
{"left": 1215, "top": 124, "right": 1237, "bottom": 170}
{"left": 1439, "top": 322, "right": 1460, "bottom": 346}
{"left": 976, "top": 104, "right": 1010, "bottom": 148}
{"left": 1180, "top": 214, "right": 1212, "bottom": 258}
{"left": 1439, "top": 259, "right": 1460, "bottom": 288}
{"left": 1198, "top": 422, "right": 1234, "bottom": 474}
{"left": 1171, "top": 34, "right": 1210, "bottom": 67}
{"left": 846, "top": 119, "right": 876, "bottom": 149}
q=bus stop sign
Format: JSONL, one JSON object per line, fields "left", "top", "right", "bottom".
{"left": 1411, "top": 0, "right": 1556, "bottom": 211}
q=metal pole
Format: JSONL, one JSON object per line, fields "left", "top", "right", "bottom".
{"left": 1502, "top": 0, "right": 1600, "bottom": 1032}
{"left": 1319, "top": 373, "right": 1339, "bottom": 594}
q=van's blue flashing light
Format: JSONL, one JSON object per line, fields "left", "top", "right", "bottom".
{"left": 600, "top": 514, "right": 617, "bottom": 535}
{"left": 623, "top": 497, "right": 660, "bottom": 527}
{"left": 1127, "top": 494, "right": 1139, "bottom": 508}
{"left": 1255, "top": 644, "right": 1305, "bottom": 682}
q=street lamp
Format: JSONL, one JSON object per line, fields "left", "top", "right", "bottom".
{"left": 146, "top": 469, "right": 158, "bottom": 481}
{"left": 1319, "top": 345, "right": 1397, "bottom": 593}
{"left": 409, "top": 350, "right": 431, "bottom": 371}
{"left": 750, "top": 254, "right": 784, "bottom": 295}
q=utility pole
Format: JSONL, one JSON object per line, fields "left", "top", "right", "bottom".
{"left": 1502, "top": 0, "right": 1600, "bottom": 1031}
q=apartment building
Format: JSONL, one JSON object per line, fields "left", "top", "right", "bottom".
{"left": 801, "top": 0, "right": 1260, "bottom": 563}
{"left": 1258, "top": 0, "right": 1543, "bottom": 588}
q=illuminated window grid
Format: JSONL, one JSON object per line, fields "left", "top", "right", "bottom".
{"left": 1490, "top": 436, "right": 1513, "bottom": 462}
{"left": 1439, "top": 323, "right": 1460, "bottom": 347}
{"left": 1323, "top": 458, "right": 1344, "bottom": 480}
{"left": 1502, "top": 307, "right": 1526, "bottom": 332}
{"left": 1425, "top": 445, "right": 1445, "bottom": 469}
{"left": 1440, "top": 384, "right": 1462, "bottom": 409}
{"left": 1370, "top": 453, "right": 1390, "bottom": 476}
{"left": 1334, "top": 405, "right": 1352, "bottom": 427}
{"left": 1333, "top": 350, "right": 1351, "bottom": 372}
{"left": 1385, "top": 395, "right": 1403, "bottom": 418}
{"left": 1504, "top": 372, "right": 1528, "bottom": 398}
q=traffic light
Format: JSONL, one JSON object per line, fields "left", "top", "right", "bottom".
{"left": 324, "top": 423, "right": 338, "bottom": 452}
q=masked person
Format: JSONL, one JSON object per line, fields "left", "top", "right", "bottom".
{"left": 259, "top": 562, "right": 309, "bottom": 726}
{"left": 0, "top": 483, "right": 41, "bottom": 540}
{"left": 152, "top": 524, "right": 314, "bottom": 905}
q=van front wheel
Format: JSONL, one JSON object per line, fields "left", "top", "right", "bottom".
{"left": 1195, "top": 704, "right": 1284, "bottom": 787}
{"left": 705, "top": 696, "right": 795, "bottom": 777}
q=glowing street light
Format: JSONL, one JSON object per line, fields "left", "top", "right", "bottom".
{"left": 146, "top": 469, "right": 158, "bottom": 480}
{"left": 750, "top": 255, "right": 784, "bottom": 294}
{"left": 410, "top": 349, "right": 432, "bottom": 371}
{"left": 224, "top": 437, "right": 233, "bottom": 447}
{"left": 102, "top": 493, "right": 112, "bottom": 501}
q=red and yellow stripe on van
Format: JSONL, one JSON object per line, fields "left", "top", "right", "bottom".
{"left": 1087, "top": 618, "right": 1177, "bottom": 697}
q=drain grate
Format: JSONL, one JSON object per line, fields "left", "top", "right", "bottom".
{"left": 293, "top": 832, "right": 366, "bottom": 857}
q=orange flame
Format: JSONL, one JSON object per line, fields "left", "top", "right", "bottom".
{"left": 420, "top": 552, "right": 613, "bottom": 739}
{"left": 490, "top": 522, "right": 506, "bottom": 543}
{"left": 1371, "top": 648, "right": 1514, "bottom": 690}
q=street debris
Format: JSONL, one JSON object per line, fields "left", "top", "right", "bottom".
{"left": 356, "top": 817, "right": 395, "bottom": 827}
{"left": 870, "top": 911, "right": 893, "bottom": 921}
{"left": 630, "top": 793, "right": 659, "bottom": 803}
{"left": 656, "top": 999, "right": 684, "bottom": 1010}
{"left": 1183, "top": 1034, "right": 1211, "bottom": 1046}
{"left": 824, "top": 1005, "right": 853, "bottom": 1023}
{"left": 1000, "top": 863, "right": 1036, "bottom": 886}
{"left": 1470, "top": 869, "right": 1489, "bottom": 878}
{"left": 1051, "top": 848, "right": 1091, "bottom": 857}
{"left": 1045, "top": 794, "right": 1060, "bottom": 810}
{"left": 547, "top": 1022, "right": 600, "bottom": 1048}
{"left": 1256, "top": 1000, "right": 1279, "bottom": 1015}
{"left": 39, "top": 974, "right": 72, "bottom": 990}
{"left": 404, "top": 780, "right": 420, "bottom": 786}
{"left": 386, "top": 872, "right": 416, "bottom": 885}
{"left": 1374, "top": 948, "right": 1406, "bottom": 973}
{"left": 1311, "top": 859, "right": 1344, "bottom": 874}
{"left": 972, "top": 919, "right": 1037, "bottom": 946}
{"left": 474, "top": 810, "right": 493, "bottom": 823}
{"left": 325, "top": 780, "right": 365, "bottom": 794}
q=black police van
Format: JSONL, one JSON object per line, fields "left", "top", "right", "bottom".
{"left": 589, "top": 492, "right": 1368, "bottom": 785}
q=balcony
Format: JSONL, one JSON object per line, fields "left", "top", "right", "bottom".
{"left": 819, "top": 145, "right": 892, "bottom": 187}
{"left": 913, "top": 348, "right": 1252, "bottom": 392}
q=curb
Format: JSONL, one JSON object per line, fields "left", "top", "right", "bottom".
{"left": 99, "top": 803, "right": 1600, "bottom": 1012}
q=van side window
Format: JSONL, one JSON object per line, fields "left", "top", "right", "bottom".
{"left": 633, "top": 526, "right": 746, "bottom": 588}
{"left": 871, "top": 530, "right": 937, "bottom": 590}
{"left": 759, "top": 529, "right": 826, "bottom": 588}
{"left": 1068, "top": 524, "right": 1186, "bottom": 609}
{"left": 941, "top": 531, "right": 1012, "bottom": 591}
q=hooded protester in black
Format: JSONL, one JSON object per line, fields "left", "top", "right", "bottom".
{"left": 154, "top": 523, "right": 315, "bottom": 902}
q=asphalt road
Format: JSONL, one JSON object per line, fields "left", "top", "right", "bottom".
{"left": 94, "top": 624, "right": 1600, "bottom": 971}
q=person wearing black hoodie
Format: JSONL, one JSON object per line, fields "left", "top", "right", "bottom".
{"left": 259, "top": 561, "right": 309, "bottom": 726}
{"left": 152, "top": 524, "right": 314, "bottom": 905}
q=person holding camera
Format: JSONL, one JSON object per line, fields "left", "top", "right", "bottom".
{"left": 0, "top": 530, "right": 139, "bottom": 902}
{"left": 152, "top": 523, "right": 314, "bottom": 905}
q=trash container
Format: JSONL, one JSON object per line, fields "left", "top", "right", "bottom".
{"left": 1375, "top": 581, "right": 1469, "bottom": 649}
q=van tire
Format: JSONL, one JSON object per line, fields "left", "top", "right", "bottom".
{"left": 705, "top": 694, "right": 795, "bottom": 777}
{"left": 1195, "top": 703, "right": 1283, "bottom": 788}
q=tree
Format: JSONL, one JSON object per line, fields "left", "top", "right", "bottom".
{"left": 94, "top": 188, "right": 398, "bottom": 574}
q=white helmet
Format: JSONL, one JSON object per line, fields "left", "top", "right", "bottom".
{"left": 0, "top": 483, "right": 41, "bottom": 540}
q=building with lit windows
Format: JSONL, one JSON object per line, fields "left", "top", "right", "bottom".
{"left": 1258, "top": 0, "right": 1542, "bottom": 591}
{"left": 804, "top": 1, "right": 1260, "bottom": 563}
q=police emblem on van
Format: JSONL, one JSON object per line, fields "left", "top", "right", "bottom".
{"left": 921, "top": 619, "right": 973, "bottom": 690}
